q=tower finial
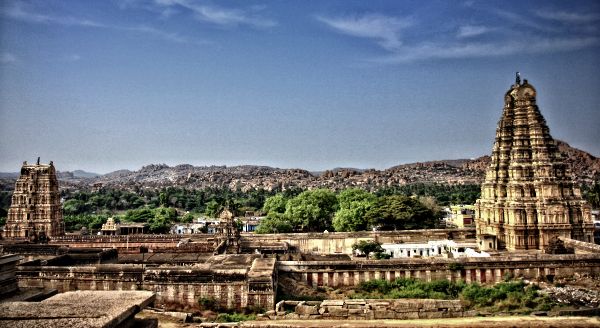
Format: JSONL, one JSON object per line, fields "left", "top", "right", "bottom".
{"left": 37, "top": 157, "right": 40, "bottom": 165}
{"left": 516, "top": 71, "right": 521, "bottom": 85}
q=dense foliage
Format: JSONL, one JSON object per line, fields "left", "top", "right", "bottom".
{"left": 353, "top": 278, "right": 555, "bottom": 313}
{"left": 258, "top": 189, "right": 441, "bottom": 233}
{"left": 376, "top": 183, "right": 481, "bottom": 206}
{"left": 582, "top": 180, "right": 600, "bottom": 209}
{"left": 59, "top": 187, "right": 278, "bottom": 232}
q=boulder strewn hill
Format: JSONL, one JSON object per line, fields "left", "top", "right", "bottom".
{"left": 1, "top": 141, "right": 598, "bottom": 192}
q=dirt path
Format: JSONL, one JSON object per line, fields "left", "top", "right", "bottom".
{"left": 240, "top": 316, "right": 600, "bottom": 327}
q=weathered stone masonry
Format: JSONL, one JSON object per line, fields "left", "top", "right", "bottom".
{"left": 279, "top": 254, "right": 600, "bottom": 288}
{"left": 4, "top": 160, "right": 64, "bottom": 239}
{"left": 16, "top": 256, "right": 277, "bottom": 311}
{"left": 475, "top": 76, "right": 593, "bottom": 251}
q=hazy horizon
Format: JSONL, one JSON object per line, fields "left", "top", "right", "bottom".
{"left": 1, "top": 0, "right": 599, "bottom": 174}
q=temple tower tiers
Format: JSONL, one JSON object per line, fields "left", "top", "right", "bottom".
{"left": 475, "top": 75, "right": 594, "bottom": 251}
{"left": 4, "top": 159, "right": 65, "bottom": 239}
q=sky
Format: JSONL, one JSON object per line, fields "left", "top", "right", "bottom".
{"left": 0, "top": 0, "right": 599, "bottom": 174}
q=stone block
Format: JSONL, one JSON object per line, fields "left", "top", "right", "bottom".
{"left": 284, "top": 313, "right": 299, "bottom": 320}
{"left": 295, "top": 304, "right": 319, "bottom": 315}
{"left": 373, "top": 309, "right": 391, "bottom": 319}
{"left": 397, "top": 312, "right": 419, "bottom": 320}
{"left": 348, "top": 309, "right": 364, "bottom": 315}
{"left": 321, "top": 300, "right": 345, "bottom": 307}
{"left": 369, "top": 301, "right": 390, "bottom": 307}
{"left": 328, "top": 307, "right": 349, "bottom": 317}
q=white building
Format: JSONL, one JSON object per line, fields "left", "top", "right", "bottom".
{"left": 381, "top": 240, "right": 489, "bottom": 259}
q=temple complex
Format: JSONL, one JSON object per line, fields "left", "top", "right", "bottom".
{"left": 3, "top": 159, "right": 65, "bottom": 240}
{"left": 475, "top": 74, "right": 594, "bottom": 251}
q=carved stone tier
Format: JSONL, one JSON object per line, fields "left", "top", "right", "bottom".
{"left": 475, "top": 76, "right": 593, "bottom": 251}
{"left": 4, "top": 160, "right": 65, "bottom": 239}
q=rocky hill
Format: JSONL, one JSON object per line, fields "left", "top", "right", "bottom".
{"left": 1, "top": 141, "right": 598, "bottom": 192}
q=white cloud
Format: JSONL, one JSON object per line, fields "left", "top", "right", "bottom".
{"left": 0, "top": 52, "right": 17, "bottom": 64}
{"left": 457, "top": 25, "right": 490, "bottom": 38}
{"left": 4, "top": 2, "right": 106, "bottom": 27}
{"left": 317, "top": 13, "right": 413, "bottom": 51}
{"left": 2, "top": 2, "right": 202, "bottom": 45}
{"left": 375, "top": 37, "right": 600, "bottom": 63}
{"left": 536, "top": 10, "right": 600, "bottom": 24}
{"left": 152, "top": 0, "right": 277, "bottom": 28}
{"left": 316, "top": 8, "right": 599, "bottom": 64}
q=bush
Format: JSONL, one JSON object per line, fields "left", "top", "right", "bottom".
{"left": 216, "top": 313, "right": 256, "bottom": 322}
{"left": 198, "top": 297, "right": 218, "bottom": 311}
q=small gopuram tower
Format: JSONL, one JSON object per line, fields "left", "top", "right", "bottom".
{"left": 214, "top": 208, "right": 241, "bottom": 254}
{"left": 4, "top": 159, "right": 65, "bottom": 239}
{"left": 475, "top": 74, "right": 593, "bottom": 251}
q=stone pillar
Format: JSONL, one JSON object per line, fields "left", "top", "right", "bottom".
{"left": 465, "top": 269, "right": 472, "bottom": 283}
{"left": 343, "top": 272, "right": 349, "bottom": 286}
{"left": 485, "top": 269, "right": 493, "bottom": 282}
{"left": 425, "top": 270, "right": 432, "bottom": 282}
{"left": 446, "top": 270, "right": 453, "bottom": 282}
{"left": 227, "top": 284, "right": 234, "bottom": 309}
{"left": 332, "top": 272, "right": 339, "bottom": 287}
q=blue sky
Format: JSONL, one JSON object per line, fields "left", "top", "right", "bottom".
{"left": 1, "top": 0, "right": 599, "bottom": 173}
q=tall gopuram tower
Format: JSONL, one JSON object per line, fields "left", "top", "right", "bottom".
{"left": 475, "top": 74, "right": 593, "bottom": 251}
{"left": 3, "top": 159, "right": 65, "bottom": 239}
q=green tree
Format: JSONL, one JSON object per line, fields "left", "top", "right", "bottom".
{"left": 256, "top": 212, "right": 293, "bottom": 234}
{"left": 262, "top": 194, "right": 288, "bottom": 215}
{"left": 204, "top": 200, "right": 222, "bottom": 217}
{"left": 333, "top": 189, "right": 376, "bottom": 232}
{"left": 181, "top": 212, "right": 195, "bottom": 223}
{"left": 284, "top": 189, "right": 338, "bottom": 232}
{"left": 365, "top": 195, "right": 436, "bottom": 230}
{"left": 352, "top": 240, "right": 384, "bottom": 259}
{"left": 584, "top": 181, "right": 600, "bottom": 208}
{"left": 159, "top": 192, "right": 168, "bottom": 207}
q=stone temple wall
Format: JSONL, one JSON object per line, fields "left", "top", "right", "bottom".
{"left": 279, "top": 253, "right": 600, "bottom": 288}
{"left": 266, "top": 299, "right": 471, "bottom": 320}
{"left": 243, "top": 228, "right": 475, "bottom": 255}
{"left": 16, "top": 257, "right": 276, "bottom": 311}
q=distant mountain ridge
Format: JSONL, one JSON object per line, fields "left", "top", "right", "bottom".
{"left": 1, "top": 141, "right": 598, "bottom": 192}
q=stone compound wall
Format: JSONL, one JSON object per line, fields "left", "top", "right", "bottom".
{"left": 48, "top": 235, "right": 190, "bottom": 251}
{"left": 279, "top": 253, "right": 600, "bottom": 288}
{"left": 263, "top": 299, "right": 470, "bottom": 320}
{"left": 243, "top": 228, "right": 475, "bottom": 255}
{"left": 563, "top": 237, "right": 600, "bottom": 254}
{"left": 16, "top": 258, "right": 276, "bottom": 311}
